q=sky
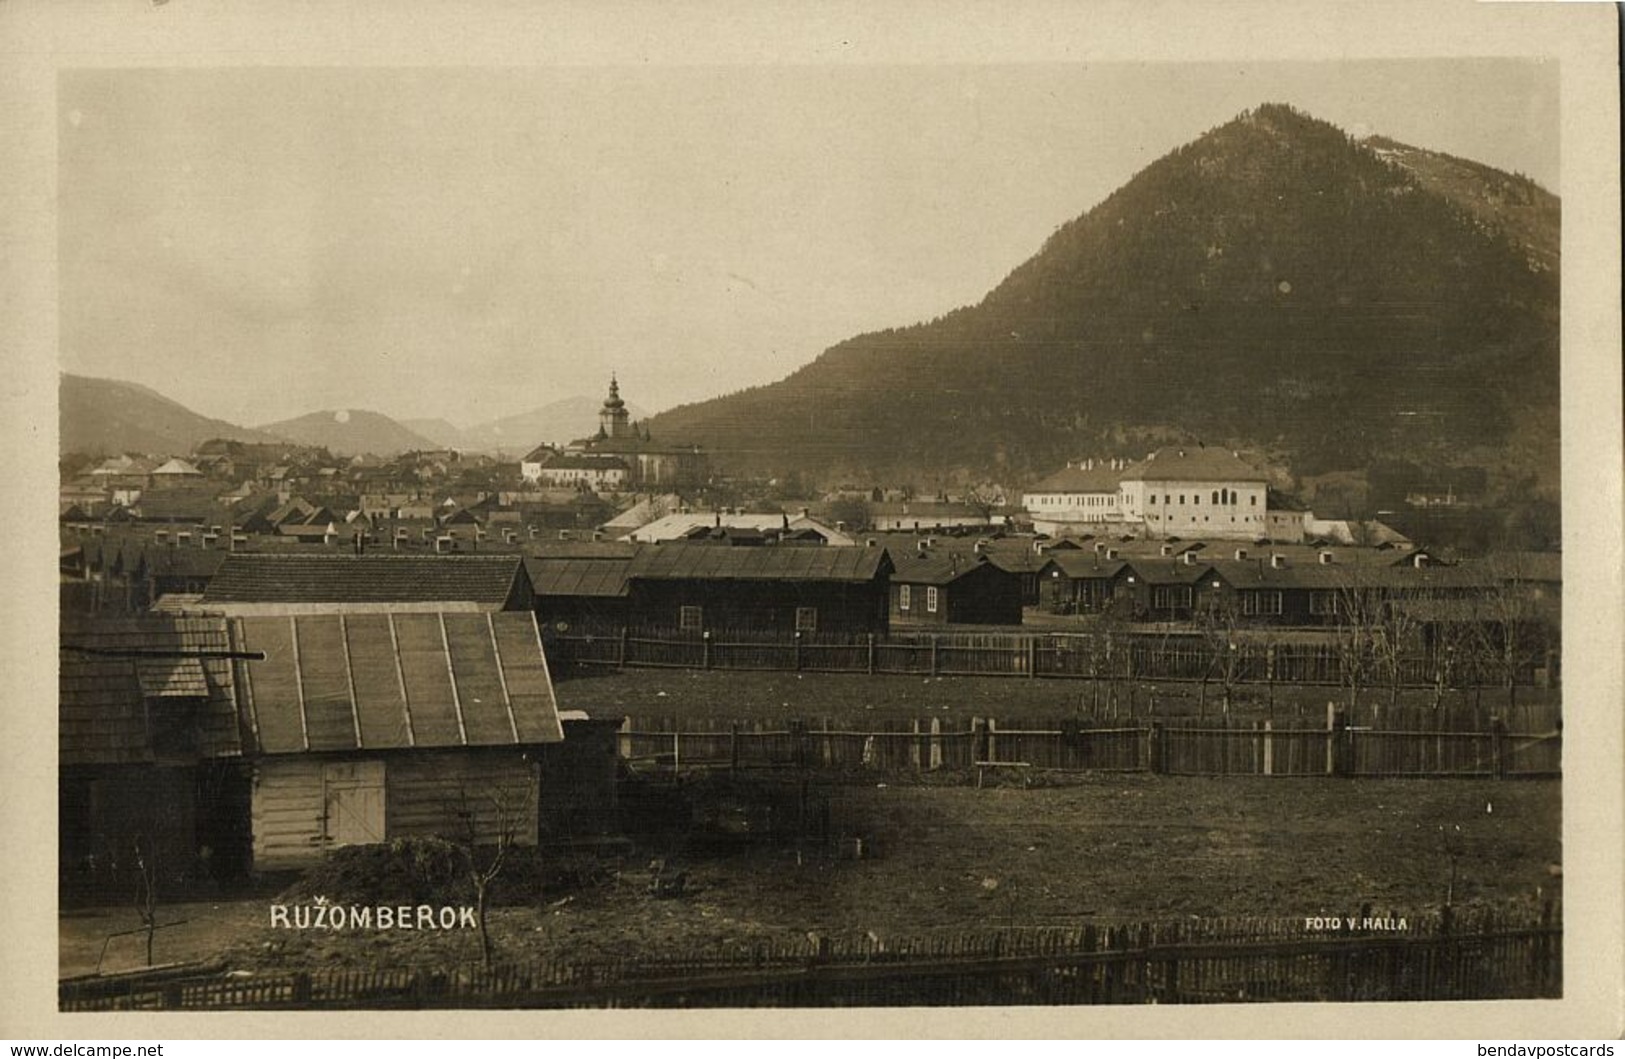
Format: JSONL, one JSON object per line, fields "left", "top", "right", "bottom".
{"left": 57, "top": 59, "right": 1559, "bottom": 429}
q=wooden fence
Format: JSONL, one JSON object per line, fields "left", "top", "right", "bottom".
{"left": 616, "top": 709, "right": 1562, "bottom": 779}
{"left": 59, "top": 903, "right": 1560, "bottom": 1009}
{"left": 548, "top": 624, "right": 1553, "bottom": 690}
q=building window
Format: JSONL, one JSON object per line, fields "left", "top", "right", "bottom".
{"left": 1149, "top": 495, "right": 1157, "bottom": 505}
{"left": 1309, "top": 591, "right": 1339, "bottom": 616}
{"left": 1152, "top": 585, "right": 1193, "bottom": 610}
{"left": 1241, "top": 591, "right": 1284, "bottom": 616}
{"left": 795, "top": 607, "right": 818, "bottom": 633}
{"left": 1179, "top": 495, "right": 1186, "bottom": 505}
{"left": 927, "top": 586, "right": 939, "bottom": 613}
{"left": 1250, "top": 495, "right": 1257, "bottom": 506}
{"left": 679, "top": 606, "right": 704, "bottom": 631}
{"left": 899, "top": 585, "right": 911, "bottom": 611}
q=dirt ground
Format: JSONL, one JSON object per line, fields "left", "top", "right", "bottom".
{"left": 61, "top": 774, "right": 1561, "bottom": 978}
{"left": 553, "top": 666, "right": 1558, "bottom": 725}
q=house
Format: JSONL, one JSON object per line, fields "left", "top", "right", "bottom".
{"left": 226, "top": 610, "right": 565, "bottom": 870}
{"left": 1038, "top": 551, "right": 1131, "bottom": 614}
{"left": 626, "top": 511, "right": 855, "bottom": 546}
{"left": 1112, "top": 554, "right": 1217, "bottom": 622}
{"left": 59, "top": 615, "right": 250, "bottom": 894}
{"left": 620, "top": 543, "right": 894, "bottom": 635}
{"left": 1117, "top": 446, "right": 1272, "bottom": 541}
{"left": 869, "top": 501, "right": 997, "bottom": 533}
{"left": 1022, "top": 460, "right": 1129, "bottom": 536}
{"left": 888, "top": 549, "right": 1024, "bottom": 626}
{"left": 521, "top": 449, "right": 630, "bottom": 490}
{"left": 200, "top": 554, "right": 536, "bottom": 615}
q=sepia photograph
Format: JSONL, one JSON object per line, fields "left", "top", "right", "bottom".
{"left": 3, "top": 0, "right": 1621, "bottom": 1040}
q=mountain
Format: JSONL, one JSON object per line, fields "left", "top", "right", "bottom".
{"left": 400, "top": 417, "right": 472, "bottom": 451}
{"left": 60, "top": 373, "right": 286, "bottom": 456}
{"left": 647, "top": 104, "right": 1559, "bottom": 496}
{"left": 459, "top": 395, "right": 652, "bottom": 456}
{"left": 257, "top": 409, "right": 442, "bottom": 457}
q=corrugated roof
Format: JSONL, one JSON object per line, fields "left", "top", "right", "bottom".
{"left": 59, "top": 615, "right": 242, "bottom": 765}
{"left": 1120, "top": 446, "right": 1268, "bottom": 483}
{"left": 525, "top": 557, "right": 632, "bottom": 598}
{"left": 231, "top": 611, "right": 563, "bottom": 754}
{"left": 203, "top": 554, "right": 526, "bottom": 605}
{"left": 626, "top": 543, "right": 890, "bottom": 582}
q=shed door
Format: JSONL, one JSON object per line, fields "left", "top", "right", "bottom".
{"left": 323, "top": 761, "right": 385, "bottom": 847}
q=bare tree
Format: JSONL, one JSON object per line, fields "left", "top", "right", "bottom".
{"left": 130, "top": 833, "right": 160, "bottom": 967}
{"left": 1194, "top": 592, "right": 1244, "bottom": 717}
{"left": 1330, "top": 567, "right": 1384, "bottom": 723}
{"left": 456, "top": 772, "right": 539, "bottom": 968}
{"left": 1372, "top": 584, "right": 1424, "bottom": 723}
{"left": 1472, "top": 553, "right": 1542, "bottom": 710}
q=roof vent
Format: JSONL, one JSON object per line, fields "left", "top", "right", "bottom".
{"left": 1270, "top": 554, "right": 1286, "bottom": 569}
{"left": 1318, "top": 551, "right": 1334, "bottom": 564}
{"left": 1160, "top": 544, "right": 1173, "bottom": 557}
{"left": 917, "top": 540, "right": 928, "bottom": 553}
{"left": 1234, "top": 548, "right": 1248, "bottom": 561}
{"left": 1182, "top": 550, "right": 1197, "bottom": 565}
{"left": 866, "top": 538, "right": 877, "bottom": 548}
{"left": 1105, "top": 548, "right": 1119, "bottom": 560}
{"left": 1413, "top": 553, "right": 1428, "bottom": 568}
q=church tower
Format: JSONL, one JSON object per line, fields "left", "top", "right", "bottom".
{"left": 598, "top": 374, "right": 633, "bottom": 440}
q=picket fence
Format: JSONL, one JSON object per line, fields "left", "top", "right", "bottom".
{"left": 59, "top": 902, "right": 1560, "bottom": 1009}
{"left": 549, "top": 625, "right": 1551, "bottom": 689}
{"left": 616, "top": 709, "right": 1561, "bottom": 779}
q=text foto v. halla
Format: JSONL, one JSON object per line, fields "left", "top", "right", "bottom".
{"left": 269, "top": 900, "right": 479, "bottom": 931}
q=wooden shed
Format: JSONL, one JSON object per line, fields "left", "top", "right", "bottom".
{"left": 227, "top": 611, "right": 565, "bottom": 871}
{"left": 58, "top": 615, "right": 251, "bottom": 895}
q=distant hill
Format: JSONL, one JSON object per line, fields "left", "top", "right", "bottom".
{"left": 257, "top": 409, "right": 442, "bottom": 457}
{"left": 60, "top": 373, "right": 286, "bottom": 456}
{"left": 460, "top": 395, "right": 651, "bottom": 455}
{"left": 647, "top": 104, "right": 1559, "bottom": 496}
{"left": 400, "top": 417, "right": 471, "bottom": 451}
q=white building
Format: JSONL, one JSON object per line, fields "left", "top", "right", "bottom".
{"left": 1021, "top": 460, "right": 1127, "bottom": 536}
{"left": 1117, "top": 446, "right": 1270, "bottom": 540}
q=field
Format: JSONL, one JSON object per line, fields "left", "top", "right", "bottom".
{"left": 62, "top": 774, "right": 1561, "bottom": 979}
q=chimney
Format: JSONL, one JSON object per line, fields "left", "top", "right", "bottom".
{"left": 592, "top": 530, "right": 605, "bottom": 542}
{"left": 1270, "top": 554, "right": 1286, "bottom": 569}
{"left": 917, "top": 540, "right": 928, "bottom": 553}
{"left": 835, "top": 521, "right": 848, "bottom": 532}
{"left": 800, "top": 507, "right": 810, "bottom": 518}
{"left": 1234, "top": 548, "right": 1248, "bottom": 561}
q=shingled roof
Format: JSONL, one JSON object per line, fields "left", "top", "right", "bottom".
{"left": 888, "top": 551, "right": 1004, "bottom": 585}
{"left": 1024, "top": 466, "right": 1123, "bottom": 494}
{"left": 626, "top": 543, "right": 891, "bottom": 582}
{"left": 59, "top": 615, "right": 243, "bottom": 766}
{"left": 229, "top": 611, "right": 563, "bottom": 754}
{"left": 202, "top": 554, "right": 530, "bottom": 611}
{"left": 1120, "top": 446, "right": 1268, "bottom": 483}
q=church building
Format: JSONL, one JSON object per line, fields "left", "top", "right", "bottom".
{"left": 522, "top": 377, "right": 708, "bottom": 490}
